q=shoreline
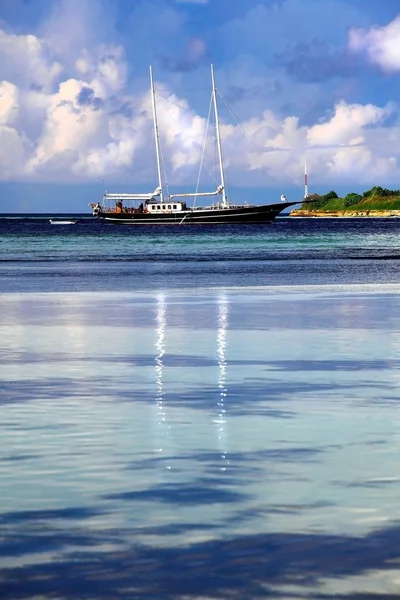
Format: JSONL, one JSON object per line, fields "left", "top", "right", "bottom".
{"left": 290, "top": 209, "right": 400, "bottom": 218}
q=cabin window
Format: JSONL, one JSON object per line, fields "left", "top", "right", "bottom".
{"left": 162, "top": 205, "right": 166, "bottom": 210}
{"left": 157, "top": 205, "right": 161, "bottom": 210}
{"left": 173, "top": 204, "right": 177, "bottom": 210}
{"left": 167, "top": 205, "right": 172, "bottom": 210}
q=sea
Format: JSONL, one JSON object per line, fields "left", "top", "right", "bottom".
{"left": 1, "top": 214, "right": 400, "bottom": 599}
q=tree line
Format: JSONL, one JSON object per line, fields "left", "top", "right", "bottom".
{"left": 305, "top": 187, "right": 400, "bottom": 210}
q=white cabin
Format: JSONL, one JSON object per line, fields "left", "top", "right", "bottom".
{"left": 147, "top": 202, "right": 186, "bottom": 213}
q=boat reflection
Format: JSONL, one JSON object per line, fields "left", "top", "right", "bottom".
{"left": 215, "top": 293, "right": 230, "bottom": 471}
{"left": 154, "top": 293, "right": 172, "bottom": 469}
{"left": 153, "top": 292, "right": 230, "bottom": 473}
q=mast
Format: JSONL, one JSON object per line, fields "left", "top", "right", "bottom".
{"left": 211, "top": 64, "right": 228, "bottom": 207}
{"left": 304, "top": 158, "right": 308, "bottom": 199}
{"left": 150, "top": 66, "right": 164, "bottom": 203}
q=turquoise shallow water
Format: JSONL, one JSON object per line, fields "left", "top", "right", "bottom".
{"left": 2, "top": 216, "right": 400, "bottom": 292}
{"left": 2, "top": 218, "right": 400, "bottom": 598}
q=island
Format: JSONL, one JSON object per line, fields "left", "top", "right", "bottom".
{"left": 290, "top": 187, "right": 400, "bottom": 217}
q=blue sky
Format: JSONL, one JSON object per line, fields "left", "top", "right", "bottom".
{"left": 1, "top": 0, "right": 400, "bottom": 212}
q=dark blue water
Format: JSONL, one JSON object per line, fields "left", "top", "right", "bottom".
{"left": 2, "top": 216, "right": 400, "bottom": 292}
{"left": 1, "top": 215, "right": 400, "bottom": 599}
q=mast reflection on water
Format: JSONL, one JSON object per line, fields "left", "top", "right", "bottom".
{"left": 215, "top": 293, "right": 230, "bottom": 471}
{"left": 154, "top": 293, "right": 172, "bottom": 470}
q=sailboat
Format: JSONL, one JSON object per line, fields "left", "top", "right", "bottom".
{"left": 89, "top": 65, "right": 304, "bottom": 224}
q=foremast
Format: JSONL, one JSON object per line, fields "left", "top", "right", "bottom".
{"left": 211, "top": 64, "right": 228, "bottom": 208}
{"left": 150, "top": 66, "right": 164, "bottom": 203}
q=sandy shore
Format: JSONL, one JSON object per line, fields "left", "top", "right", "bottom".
{"left": 290, "top": 209, "right": 400, "bottom": 218}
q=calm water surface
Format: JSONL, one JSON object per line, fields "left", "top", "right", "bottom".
{"left": 1, "top": 216, "right": 400, "bottom": 598}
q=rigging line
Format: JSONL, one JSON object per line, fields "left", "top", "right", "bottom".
{"left": 151, "top": 102, "right": 169, "bottom": 198}
{"left": 155, "top": 88, "right": 211, "bottom": 93}
{"left": 217, "top": 92, "right": 279, "bottom": 191}
{"left": 154, "top": 96, "right": 170, "bottom": 198}
{"left": 156, "top": 94, "right": 220, "bottom": 188}
{"left": 218, "top": 93, "right": 304, "bottom": 192}
{"left": 152, "top": 93, "right": 170, "bottom": 198}
{"left": 155, "top": 92, "right": 208, "bottom": 121}
{"left": 194, "top": 91, "right": 214, "bottom": 207}
{"left": 158, "top": 135, "right": 170, "bottom": 199}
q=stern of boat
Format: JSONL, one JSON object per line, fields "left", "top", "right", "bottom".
{"left": 89, "top": 203, "right": 101, "bottom": 217}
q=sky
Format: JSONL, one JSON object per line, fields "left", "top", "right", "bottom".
{"left": 1, "top": 0, "right": 400, "bottom": 212}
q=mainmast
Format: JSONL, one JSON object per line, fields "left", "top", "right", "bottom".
{"left": 304, "top": 158, "right": 308, "bottom": 199}
{"left": 211, "top": 64, "right": 228, "bottom": 208}
{"left": 150, "top": 66, "right": 164, "bottom": 203}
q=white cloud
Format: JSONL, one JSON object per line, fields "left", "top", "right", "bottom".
{"left": 0, "top": 29, "right": 62, "bottom": 91}
{"left": 70, "top": 96, "right": 149, "bottom": 177}
{"left": 0, "top": 0, "right": 130, "bottom": 181}
{"left": 0, "top": 81, "right": 31, "bottom": 178}
{"left": 26, "top": 78, "right": 105, "bottom": 174}
{"left": 0, "top": 126, "right": 30, "bottom": 179}
{"left": 1, "top": 0, "right": 400, "bottom": 191}
{"left": 0, "top": 80, "right": 31, "bottom": 179}
{"left": 216, "top": 99, "right": 398, "bottom": 187}
{"left": 2, "top": 34, "right": 400, "bottom": 189}
{"left": 25, "top": 45, "right": 131, "bottom": 179}
{"left": 307, "top": 101, "right": 391, "bottom": 147}
{"left": 0, "top": 81, "right": 19, "bottom": 125}
{"left": 75, "top": 45, "right": 127, "bottom": 96}
{"left": 349, "top": 16, "right": 400, "bottom": 72}
{"left": 155, "top": 92, "right": 208, "bottom": 172}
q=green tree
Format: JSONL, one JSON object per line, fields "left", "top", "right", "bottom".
{"left": 323, "top": 190, "right": 338, "bottom": 200}
{"left": 363, "top": 186, "right": 380, "bottom": 198}
{"left": 344, "top": 193, "right": 362, "bottom": 207}
{"left": 363, "top": 186, "right": 400, "bottom": 198}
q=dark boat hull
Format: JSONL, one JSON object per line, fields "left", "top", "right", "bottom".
{"left": 95, "top": 202, "right": 299, "bottom": 224}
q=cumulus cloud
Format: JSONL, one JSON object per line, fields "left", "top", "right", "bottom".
{"left": 155, "top": 91, "right": 210, "bottom": 177}
{"left": 0, "top": 0, "right": 133, "bottom": 182}
{"left": 202, "top": 0, "right": 375, "bottom": 128}
{"left": 75, "top": 45, "right": 127, "bottom": 95}
{"left": 307, "top": 101, "right": 392, "bottom": 147}
{"left": 0, "top": 126, "right": 30, "bottom": 179}
{"left": 0, "top": 81, "right": 19, "bottom": 125}
{"left": 349, "top": 16, "right": 400, "bottom": 73}
{"left": 0, "top": 29, "right": 62, "bottom": 91}
{"left": 215, "top": 99, "right": 398, "bottom": 187}
{"left": 26, "top": 78, "right": 106, "bottom": 175}
{"left": 1, "top": 0, "right": 400, "bottom": 190}
{"left": 0, "top": 81, "right": 31, "bottom": 179}
{"left": 23, "top": 42, "right": 136, "bottom": 179}
{"left": 306, "top": 101, "right": 398, "bottom": 181}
